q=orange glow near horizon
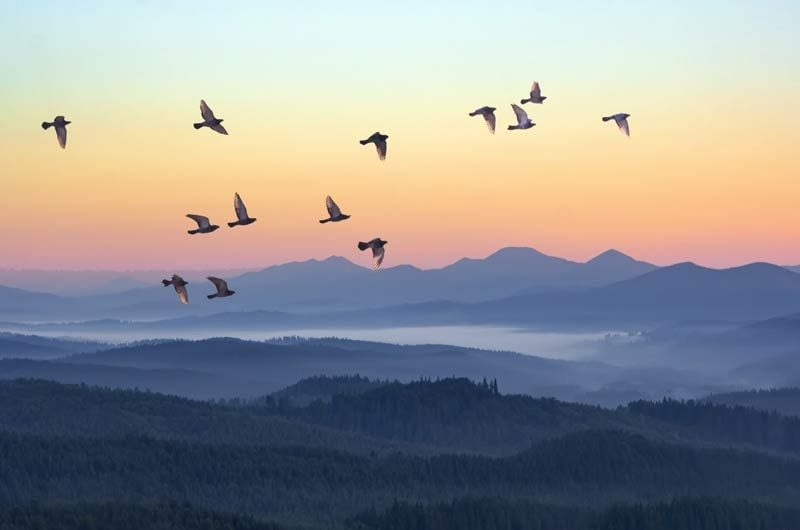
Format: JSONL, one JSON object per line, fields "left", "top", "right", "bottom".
{"left": 1, "top": 2, "right": 799, "bottom": 271}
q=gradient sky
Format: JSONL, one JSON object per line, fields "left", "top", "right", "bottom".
{"left": 1, "top": 1, "right": 798, "bottom": 271}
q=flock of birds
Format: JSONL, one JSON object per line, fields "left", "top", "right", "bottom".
{"left": 40, "top": 82, "right": 631, "bottom": 305}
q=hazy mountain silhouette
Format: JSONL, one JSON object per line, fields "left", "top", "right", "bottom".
{"left": 0, "top": 333, "right": 106, "bottom": 360}
{"left": 418, "top": 261, "right": 800, "bottom": 328}
{"left": 0, "top": 247, "right": 656, "bottom": 320}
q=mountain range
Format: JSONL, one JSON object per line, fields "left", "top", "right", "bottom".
{"left": 2, "top": 248, "right": 800, "bottom": 330}
{"left": 0, "top": 247, "right": 656, "bottom": 320}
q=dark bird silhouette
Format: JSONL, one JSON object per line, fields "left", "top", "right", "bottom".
{"left": 469, "top": 106, "right": 497, "bottom": 134}
{"left": 186, "top": 214, "right": 220, "bottom": 235}
{"left": 508, "top": 104, "right": 535, "bottom": 130}
{"left": 193, "top": 99, "right": 228, "bottom": 135}
{"left": 41, "top": 116, "right": 70, "bottom": 149}
{"left": 207, "top": 276, "right": 235, "bottom": 299}
{"left": 161, "top": 274, "right": 189, "bottom": 304}
{"left": 358, "top": 238, "right": 388, "bottom": 269}
{"left": 319, "top": 196, "right": 350, "bottom": 223}
{"left": 602, "top": 113, "right": 631, "bottom": 136}
{"left": 520, "top": 81, "right": 547, "bottom": 104}
{"left": 360, "top": 132, "right": 388, "bottom": 160}
{"left": 228, "top": 193, "right": 256, "bottom": 227}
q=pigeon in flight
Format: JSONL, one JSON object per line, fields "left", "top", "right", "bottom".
{"left": 162, "top": 274, "right": 189, "bottom": 305}
{"left": 602, "top": 113, "right": 631, "bottom": 136}
{"left": 228, "top": 193, "right": 257, "bottom": 227}
{"left": 520, "top": 81, "right": 547, "bottom": 104}
{"left": 508, "top": 104, "right": 535, "bottom": 130}
{"left": 206, "top": 276, "right": 235, "bottom": 299}
{"left": 358, "top": 238, "right": 388, "bottom": 270}
{"left": 360, "top": 132, "right": 388, "bottom": 161}
{"left": 41, "top": 116, "right": 70, "bottom": 149}
{"left": 193, "top": 100, "right": 228, "bottom": 135}
{"left": 319, "top": 196, "right": 350, "bottom": 223}
{"left": 186, "top": 214, "right": 220, "bottom": 235}
{"left": 469, "top": 106, "right": 497, "bottom": 134}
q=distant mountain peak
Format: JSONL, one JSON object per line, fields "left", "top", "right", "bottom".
{"left": 587, "top": 249, "right": 635, "bottom": 264}
{"left": 487, "top": 247, "right": 548, "bottom": 260}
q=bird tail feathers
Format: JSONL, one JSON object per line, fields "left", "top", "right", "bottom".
{"left": 193, "top": 123, "right": 204, "bottom": 130}
{"left": 41, "top": 122, "right": 52, "bottom": 130}
{"left": 227, "top": 221, "right": 239, "bottom": 228}
{"left": 468, "top": 111, "right": 478, "bottom": 116}
{"left": 359, "top": 139, "right": 369, "bottom": 145}
{"left": 187, "top": 229, "right": 199, "bottom": 235}
{"left": 207, "top": 294, "right": 217, "bottom": 299}
{"left": 319, "top": 219, "right": 330, "bottom": 224}
{"left": 357, "top": 242, "right": 369, "bottom": 251}
{"left": 602, "top": 116, "right": 613, "bottom": 122}
{"left": 162, "top": 279, "right": 172, "bottom": 287}
{"left": 508, "top": 125, "right": 519, "bottom": 130}
{"left": 520, "top": 98, "right": 530, "bottom": 104}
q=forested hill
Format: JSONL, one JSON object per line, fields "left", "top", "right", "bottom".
{"left": 268, "top": 377, "right": 800, "bottom": 457}
{"left": 4, "top": 378, "right": 800, "bottom": 459}
{"left": 704, "top": 387, "right": 800, "bottom": 417}
{"left": 0, "top": 379, "right": 419, "bottom": 455}
{"left": 0, "top": 502, "right": 285, "bottom": 530}
{"left": 262, "top": 374, "right": 387, "bottom": 408}
{"left": 1, "top": 430, "right": 799, "bottom": 522}
{"left": 353, "top": 497, "right": 800, "bottom": 530}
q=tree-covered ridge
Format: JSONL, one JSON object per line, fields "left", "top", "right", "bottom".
{"left": 272, "top": 377, "right": 637, "bottom": 454}
{"left": 1, "top": 430, "right": 799, "bottom": 521}
{"left": 268, "top": 377, "right": 800, "bottom": 456}
{"left": 262, "top": 374, "right": 388, "bottom": 408}
{"left": 0, "top": 379, "right": 417, "bottom": 455}
{"left": 625, "top": 398, "right": 800, "bottom": 454}
{"left": 352, "top": 497, "right": 800, "bottom": 530}
{"left": 0, "top": 501, "right": 286, "bottom": 530}
{"left": 704, "top": 387, "right": 800, "bottom": 417}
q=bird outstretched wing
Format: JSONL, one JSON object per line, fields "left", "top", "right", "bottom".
{"left": 175, "top": 284, "right": 189, "bottom": 304}
{"left": 617, "top": 117, "right": 630, "bottom": 136}
{"left": 234, "top": 193, "right": 249, "bottom": 220}
{"left": 200, "top": 99, "right": 216, "bottom": 121}
{"left": 484, "top": 111, "right": 496, "bottom": 133}
{"left": 186, "top": 214, "right": 211, "bottom": 229}
{"left": 530, "top": 81, "right": 541, "bottom": 98}
{"left": 55, "top": 125, "right": 67, "bottom": 149}
{"left": 375, "top": 139, "right": 387, "bottom": 160}
{"left": 326, "top": 196, "right": 341, "bottom": 218}
{"left": 511, "top": 104, "right": 528, "bottom": 124}
{"left": 209, "top": 123, "right": 228, "bottom": 135}
{"left": 373, "top": 246, "right": 385, "bottom": 269}
{"left": 207, "top": 276, "right": 228, "bottom": 294}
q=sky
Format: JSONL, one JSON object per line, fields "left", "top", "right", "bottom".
{"left": 1, "top": 0, "right": 798, "bottom": 271}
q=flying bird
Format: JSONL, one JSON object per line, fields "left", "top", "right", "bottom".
{"left": 360, "top": 132, "right": 388, "bottom": 161}
{"left": 358, "top": 238, "right": 388, "bottom": 270}
{"left": 319, "top": 196, "right": 350, "bottom": 223}
{"left": 520, "top": 81, "right": 547, "bottom": 104}
{"left": 41, "top": 116, "right": 70, "bottom": 149}
{"left": 602, "top": 113, "right": 630, "bottom": 136}
{"left": 186, "top": 214, "right": 220, "bottom": 235}
{"left": 508, "top": 104, "right": 535, "bottom": 130}
{"left": 228, "top": 193, "right": 257, "bottom": 227}
{"left": 206, "top": 277, "right": 235, "bottom": 299}
{"left": 469, "top": 106, "right": 497, "bottom": 134}
{"left": 193, "top": 99, "right": 228, "bottom": 135}
{"left": 161, "top": 274, "right": 189, "bottom": 305}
